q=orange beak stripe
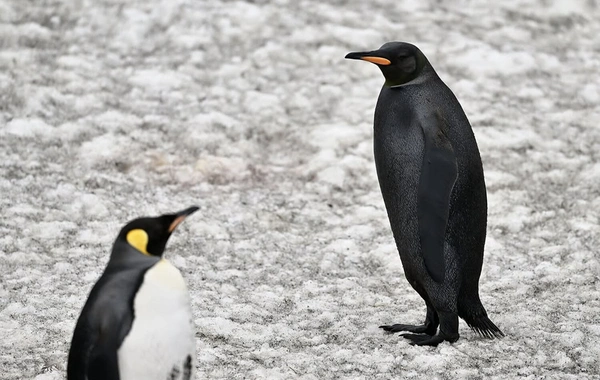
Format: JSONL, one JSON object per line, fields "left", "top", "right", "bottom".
{"left": 360, "top": 56, "right": 391, "bottom": 65}
{"left": 168, "top": 215, "right": 187, "bottom": 233}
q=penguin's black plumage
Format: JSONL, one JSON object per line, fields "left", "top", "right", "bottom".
{"left": 346, "top": 42, "right": 503, "bottom": 346}
{"left": 67, "top": 206, "right": 199, "bottom": 379}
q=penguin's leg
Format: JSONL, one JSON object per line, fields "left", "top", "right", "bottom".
{"left": 401, "top": 309, "right": 459, "bottom": 346}
{"left": 379, "top": 301, "right": 439, "bottom": 335}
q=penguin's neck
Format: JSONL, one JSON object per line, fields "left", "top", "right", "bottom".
{"left": 108, "top": 240, "right": 160, "bottom": 268}
{"left": 385, "top": 64, "right": 436, "bottom": 88}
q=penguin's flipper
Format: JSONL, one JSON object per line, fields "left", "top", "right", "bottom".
{"left": 87, "top": 332, "right": 121, "bottom": 380}
{"left": 69, "top": 314, "right": 123, "bottom": 380}
{"left": 68, "top": 323, "right": 120, "bottom": 380}
{"left": 87, "top": 321, "right": 119, "bottom": 380}
{"left": 68, "top": 273, "right": 137, "bottom": 380}
{"left": 418, "top": 111, "right": 458, "bottom": 283}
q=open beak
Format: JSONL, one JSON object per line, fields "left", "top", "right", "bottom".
{"left": 168, "top": 206, "right": 199, "bottom": 233}
{"left": 345, "top": 51, "right": 391, "bottom": 66}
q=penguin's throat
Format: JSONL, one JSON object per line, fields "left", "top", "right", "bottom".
{"left": 384, "top": 69, "right": 431, "bottom": 88}
{"left": 383, "top": 70, "right": 424, "bottom": 87}
{"left": 384, "top": 79, "right": 406, "bottom": 88}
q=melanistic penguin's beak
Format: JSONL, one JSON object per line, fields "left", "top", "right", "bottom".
{"left": 168, "top": 206, "right": 199, "bottom": 233}
{"left": 345, "top": 51, "right": 391, "bottom": 65}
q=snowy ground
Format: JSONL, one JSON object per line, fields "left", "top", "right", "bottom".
{"left": 1, "top": 0, "right": 599, "bottom": 379}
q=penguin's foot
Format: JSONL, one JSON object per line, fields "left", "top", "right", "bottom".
{"left": 401, "top": 332, "right": 459, "bottom": 346}
{"left": 379, "top": 323, "right": 436, "bottom": 335}
{"left": 402, "top": 333, "right": 445, "bottom": 346}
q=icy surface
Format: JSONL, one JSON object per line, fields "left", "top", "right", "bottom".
{"left": 1, "top": 0, "right": 599, "bottom": 379}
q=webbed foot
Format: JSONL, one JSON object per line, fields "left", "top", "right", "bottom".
{"left": 379, "top": 323, "right": 436, "bottom": 335}
{"left": 401, "top": 333, "right": 454, "bottom": 346}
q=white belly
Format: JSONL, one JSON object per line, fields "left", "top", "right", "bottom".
{"left": 118, "top": 259, "right": 195, "bottom": 380}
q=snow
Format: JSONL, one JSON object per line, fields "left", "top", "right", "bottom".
{"left": 1, "top": 0, "right": 600, "bottom": 379}
{"left": 4, "top": 118, "right": 54, "bottom": 138}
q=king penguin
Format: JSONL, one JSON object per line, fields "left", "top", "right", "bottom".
{"left": 67, "top": 206, "right": 199, "bottom": 379}
{"left": 345, "top": 42, "right": 503, "bottom": 346}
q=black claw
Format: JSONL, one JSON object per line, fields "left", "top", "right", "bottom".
{"left": 379, "top": 324, "right": 396, "bottom": 333}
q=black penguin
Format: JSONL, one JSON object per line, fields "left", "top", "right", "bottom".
{"left": 345, "top": 42, "right": 503, "bottom": 346}
{"left": 67, "top": 206, "right": 199, "bottom": 379}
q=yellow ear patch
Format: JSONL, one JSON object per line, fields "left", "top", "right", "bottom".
{"left": 126, "top": 229, "right": 150, "bottom": 255}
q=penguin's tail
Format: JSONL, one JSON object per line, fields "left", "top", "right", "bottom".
{"left": 459, "top": 299, "right": 504, "bottom": 339}
{"left": 464, "top": 315, "right": 504, "bottom": 339}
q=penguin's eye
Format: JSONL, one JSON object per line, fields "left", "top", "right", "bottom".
{"left": 126, "top": 229, "right": 150, "bottom": 255}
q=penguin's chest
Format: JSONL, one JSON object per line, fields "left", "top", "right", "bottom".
{"left": 373, "top": 111, "right": 425, "bottom": 259}
{"left": 374, "top": 121, "right": 424, "bottom": 211}
{"left": 118, "top": 260, "right": 195, "bottom": 380}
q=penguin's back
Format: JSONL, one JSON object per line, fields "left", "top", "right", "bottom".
{"left": 117, "top": 259, "right": 195, "bottom": 380}
{"left": 417, "top": 77, "right": 488, "bottom": 252}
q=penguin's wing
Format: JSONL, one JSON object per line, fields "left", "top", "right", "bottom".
{"left": 68, "top": 271, "right": 138, "bottom": 380}
{"left": 418, "top": 111, "right": 458, "bottom": 283}
{"left": 68, "top": 300, "right": 122, "bottom": 379}
{"left": 85, "top": 313, "right": 124, "bottom": 380}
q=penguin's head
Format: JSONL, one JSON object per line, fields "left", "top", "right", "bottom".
{"left": 117, "top": 206, "right": 199, "bottom": 257}
{"left": 345, "top": 42, "right": 429, "bottom": 87}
